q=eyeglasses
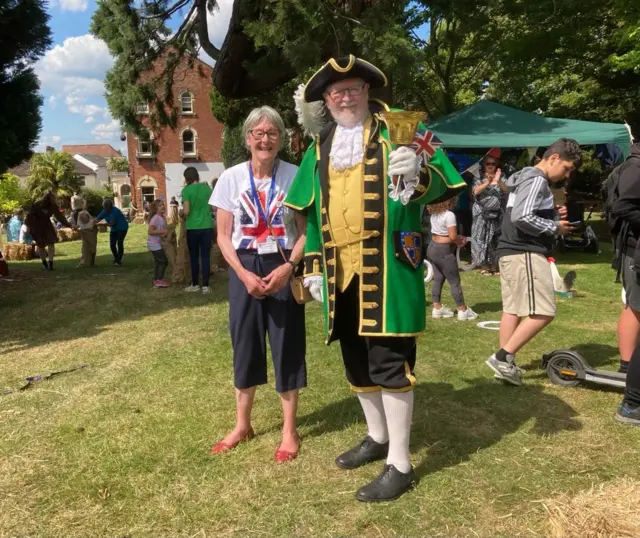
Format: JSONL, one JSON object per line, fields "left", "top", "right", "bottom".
{"left": 484, "top": 161, "right": 497, "bottom": 167}
{"left": 250, "top": 129, "right": 279, "bottom": 141}
{"left": 327, "top": 84, "right": 366, "bottom": 101}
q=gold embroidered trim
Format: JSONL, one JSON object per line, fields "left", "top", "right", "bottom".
{"left": 328, "top": 277, "right": 336, "bottom": 284}
{"left": 364, "top": 157, "right": 379, "bottom": 165}
{"left": 361, "top": 319, "right": 378, "bottom": 327}
{"left": 361, "top": 284, "right": 379, "bottom": 292}
{"left": 364, "top": 212, "right": 381, "bottom": 219}
{"left": 362, "top": 248, "right": 379, "bottom": 256}
{"left": 362, "top": 267, "right": 380, "bottom": 274}
{"left": 327, "top": 259, "right": 336, "bottom": 266}
{"left": 364, "top": 174, "right": 379, "bottom": 182}
{"left": 362, "top": 302, "right": 379, "bottom": 309}
{"left": 367, "top": 143, "right": 378, "bottom": 150}
{"left": 364, "top": 193, "right": 381, "bottom": 200}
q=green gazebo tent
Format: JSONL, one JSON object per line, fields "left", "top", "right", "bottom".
{"left": 427, "top": 100, "right": 631, "bottom": 155}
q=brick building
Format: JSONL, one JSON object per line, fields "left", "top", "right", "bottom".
{"left": 126, "top": 55, "right": 225, "bottom": 208}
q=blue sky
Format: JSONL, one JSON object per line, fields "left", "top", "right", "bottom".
{"left": 35, "top": 0, "right": 233, "bottom": 156}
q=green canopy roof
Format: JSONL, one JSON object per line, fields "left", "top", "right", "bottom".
{"left": 428, "top": 100, "right": 631, "bottom": 153}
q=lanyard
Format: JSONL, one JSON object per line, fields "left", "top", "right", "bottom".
{"left": 248, "top": 162, "right": 277, "bottom": 227}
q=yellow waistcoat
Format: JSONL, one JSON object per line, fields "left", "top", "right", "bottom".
{"left": 327, "top": 118, "right": 371, "bottom": 291}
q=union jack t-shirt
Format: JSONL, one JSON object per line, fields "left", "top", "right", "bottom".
{"left": 210, "top": 160, "right": 299, "bottom": 250}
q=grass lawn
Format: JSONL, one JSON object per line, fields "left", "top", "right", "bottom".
{"left": 2, "top": 225, "right": 640, "bottom": 537}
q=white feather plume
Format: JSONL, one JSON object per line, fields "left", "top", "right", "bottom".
{"left": 294, "top": 84, "right": 327, "bottom": 137}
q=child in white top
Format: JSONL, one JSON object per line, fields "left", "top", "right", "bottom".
{"left": 426, "top": 198, "right": 477, "bottom": 321}
{"left": 147, "top": 200, "right": 169, "bottom": 288}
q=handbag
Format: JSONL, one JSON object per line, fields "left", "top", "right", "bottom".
{"left": 268, "top": 221, "right": 314, "bottom": 305}
{"left": 482, "top": 209, "right": 500, "bottom": 220}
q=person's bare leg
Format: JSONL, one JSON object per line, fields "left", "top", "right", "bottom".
{"left": 278, "top": 389, "right": 299, "bottom": 453}
{"left": 500, "top": 312, "right": 520, "bottom": 349}
{"left": 47, "top": 243, "right": 55, "bottom": 263}
{"left": 220, "top": 386, "right": 257, "bottom": 445}
{"left": 618, "top": 307, "right": 640, "bottom": 364}
{"left": 502, "top": 315, "right": 554, "bottom": 355}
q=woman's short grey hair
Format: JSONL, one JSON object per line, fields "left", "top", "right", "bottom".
{"left": 103, "top": 198, "right": 113, "bottom": 211}
{"left": 242, "top": 106, "right": 286, "bottom": 149}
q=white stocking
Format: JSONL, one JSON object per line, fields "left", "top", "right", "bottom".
{"left": 357, "top": 392, "right": 389, "bottom": 444}
{"left": 381, "top": 390, "right": 414, "bottom": 473}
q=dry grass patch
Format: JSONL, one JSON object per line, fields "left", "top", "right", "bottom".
{"left": 546, "top": 478, "right": 640, "bottom": 538}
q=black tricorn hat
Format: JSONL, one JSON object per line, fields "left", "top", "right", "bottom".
{"left": 304, "top": 55, "right": 388, "bottom": 102}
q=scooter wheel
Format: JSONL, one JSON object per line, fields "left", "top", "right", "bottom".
{"left": 546, "top": 352, "right": 584, "bottom": 387}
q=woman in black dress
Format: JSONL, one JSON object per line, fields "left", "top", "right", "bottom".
{"left": 25, "top": 192, "right": 72, "bottom": 270}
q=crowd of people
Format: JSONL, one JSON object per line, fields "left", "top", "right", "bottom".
{"left": 3, "top": 53, "right": 639, "bottom": 505}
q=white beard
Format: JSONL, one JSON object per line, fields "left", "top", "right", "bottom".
{"left": 329, "top": 122, "right": 365, "bottom": 171}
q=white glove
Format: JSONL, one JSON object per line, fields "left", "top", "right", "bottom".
{"left": 388, "top": 146, "right": 421, "bottom": 178}
{"left": 304, "top": 276, "right": 324, "bottom": 303}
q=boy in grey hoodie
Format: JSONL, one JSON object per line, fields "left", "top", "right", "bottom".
{"left": 486, "top": 138, "right": 582, "bottom": 385}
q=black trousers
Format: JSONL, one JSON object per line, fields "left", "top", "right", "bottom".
{"left": 186, "top": 228, "right": 212, "bottom": 287}
{"left": 334, "top": 278, "right": 416, "bottom": 392}
{"left": 229, "top": 250, "right": 307, "bottom": 393}
{"left": 109, "top": 230, "right": 127, "bottom": 262}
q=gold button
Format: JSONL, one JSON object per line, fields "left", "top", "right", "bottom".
{"left": 343, "top": 190, "right": 348, "bottom": 195}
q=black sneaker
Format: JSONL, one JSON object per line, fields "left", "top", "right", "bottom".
{"left": 619, "top": 361, "right": 629, "bottom": 374}
{"left": 41, "top": 259, "right": 49, "bottom": 270}
{"left": 616, "top": 402, "right": 640, "bottom": 425}
{"left": 355, "top": 464, "right": 418, "bottom": 502}
{"left": 48, "top": 260, "right": 54, "bottom": 271}
{"left": 335, "top": 436, "right": 389, "bottom": 470}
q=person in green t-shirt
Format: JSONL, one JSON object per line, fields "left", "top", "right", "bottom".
{"left": 181, "top": 167, "right": 213, "bottom": 293}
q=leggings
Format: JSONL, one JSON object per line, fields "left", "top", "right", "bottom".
{"left": 151, "top": 248, "right": 168, "bottom": 281}
{"left": 186, "top": 228, "right": 213, "bottom": 287}
{"left": 110, "top": 230, "right": 127, "bottom": 262}
{"left": 427, "top": 241, "right": 465, "bottom": 306}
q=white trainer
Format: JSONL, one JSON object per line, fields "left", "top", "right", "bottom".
{"left": 432, "top": 305, "right": 454, "bottom": 319}
{"left": 201, "top": 286, "right": 211, "bottom": 294}
{"left": 458, "top": 307, "right": 478, "bottom": 321}
{"left": 184, "top": 285, "right": 201, "bottom": 293}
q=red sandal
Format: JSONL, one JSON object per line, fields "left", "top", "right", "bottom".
{"left": 210, "top": 427, "right": 255, "bottom": 455}
{"left": 274, "top": 435, "right": 301, "bottom": 463}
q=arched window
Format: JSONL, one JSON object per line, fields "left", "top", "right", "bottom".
{"left": 180, "top": 91, "right": 194, "bottom": 114}
{"left": 181, "top": 128, "right": 197, "bottom": 156}
{"left": 120, "top": 184, "right": 131, "bottom": 196}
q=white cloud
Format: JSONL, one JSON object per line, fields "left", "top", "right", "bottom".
{"left": 85, "top": 116, "right": 96, "bottom": 124}
{"left": 91, "top": 119, "right": 121, "bottom": 141}
{"left": 51, "top": 0, "right": 89, "bottom": 11}
{"left": 36, "top": 35, "right": 112, "bottom": 81}
{"left": 48, "top": 95, "right": 58, "bottom": 109}
{"left": 51, "top": 136, "right": 62, "bottom": 143}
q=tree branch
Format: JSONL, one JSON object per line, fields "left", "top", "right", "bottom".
{"left": 195, "top": 0, "right": 220, "bottom": 60}
{"left": 140, "top": 0, "right": 191, "bottom": 20}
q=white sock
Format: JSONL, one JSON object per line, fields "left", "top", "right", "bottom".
{"left": 357, "top": 392, "right": 389, "bottom": 444}
{"left": 381, "top": 390, "right": 414, "bottom": 473}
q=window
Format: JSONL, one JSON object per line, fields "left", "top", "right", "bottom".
{"left": 120, "top": 184, "right": 131, "bottom": 196}
{"left": 137, "top": 131, "right": 153, "bottom": 157}
{"left": 141, "top": 187, "right": 155, "bottom": 204}
{"left": 182, "top": 128, "right": 196, "bottom": 156}
{"left": 136, "top": 102, "right": 149, "bottom": 115}
{"left": 180, "top": 91, "right": 194, "bottom": 114}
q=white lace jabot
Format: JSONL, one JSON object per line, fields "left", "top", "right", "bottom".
{"left": 329, "top": 123, "right": 365, "bottom": 171}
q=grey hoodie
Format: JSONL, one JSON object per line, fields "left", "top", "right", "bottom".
{"left": 496, "top": 166, "right": 558, "bottom": 257}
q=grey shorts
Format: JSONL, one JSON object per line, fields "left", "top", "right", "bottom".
{"left": 622, "top": 254, "right": 640, "bottom": 312}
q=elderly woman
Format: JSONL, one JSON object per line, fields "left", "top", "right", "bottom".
{"left": 471, "top": 156, "right": 508, "bottom": 274}
{"left": 210, "top": 106, "right": 307, "bottom": 463}
{"left": 25, "top": 192, "right": 72, "bottom": 270}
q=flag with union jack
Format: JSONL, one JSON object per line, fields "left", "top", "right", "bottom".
{"left": 238, "top": 188, "right": 287, "bottom": 249}
{"left": 409, "top": 127, "right": 443, "bottom": 166}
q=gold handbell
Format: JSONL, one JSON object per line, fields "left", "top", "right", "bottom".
{"left": 380, "top": 111, "right": 426, "bottom": 145}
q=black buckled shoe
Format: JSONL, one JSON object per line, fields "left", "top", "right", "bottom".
{"left": 355, "top": 464, "right": 418, "bottom": 502}
{"left": 335, "top": 436, "right": 389, "bottom": 470}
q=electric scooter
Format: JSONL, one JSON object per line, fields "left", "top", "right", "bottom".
{"left": 542, "top": 349, "right": 626, "bottom": 389}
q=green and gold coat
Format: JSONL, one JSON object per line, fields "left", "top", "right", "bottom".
{"left": 284, "top": 102, "right": 465, "bottom": 341}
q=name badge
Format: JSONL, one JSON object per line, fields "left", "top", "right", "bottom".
{"left": 257, "top": 237, "right": 278, "bottom": 255}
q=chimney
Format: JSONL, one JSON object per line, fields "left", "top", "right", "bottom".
{"left": 46, "top": 146, "right": 55, "bottom": 153}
